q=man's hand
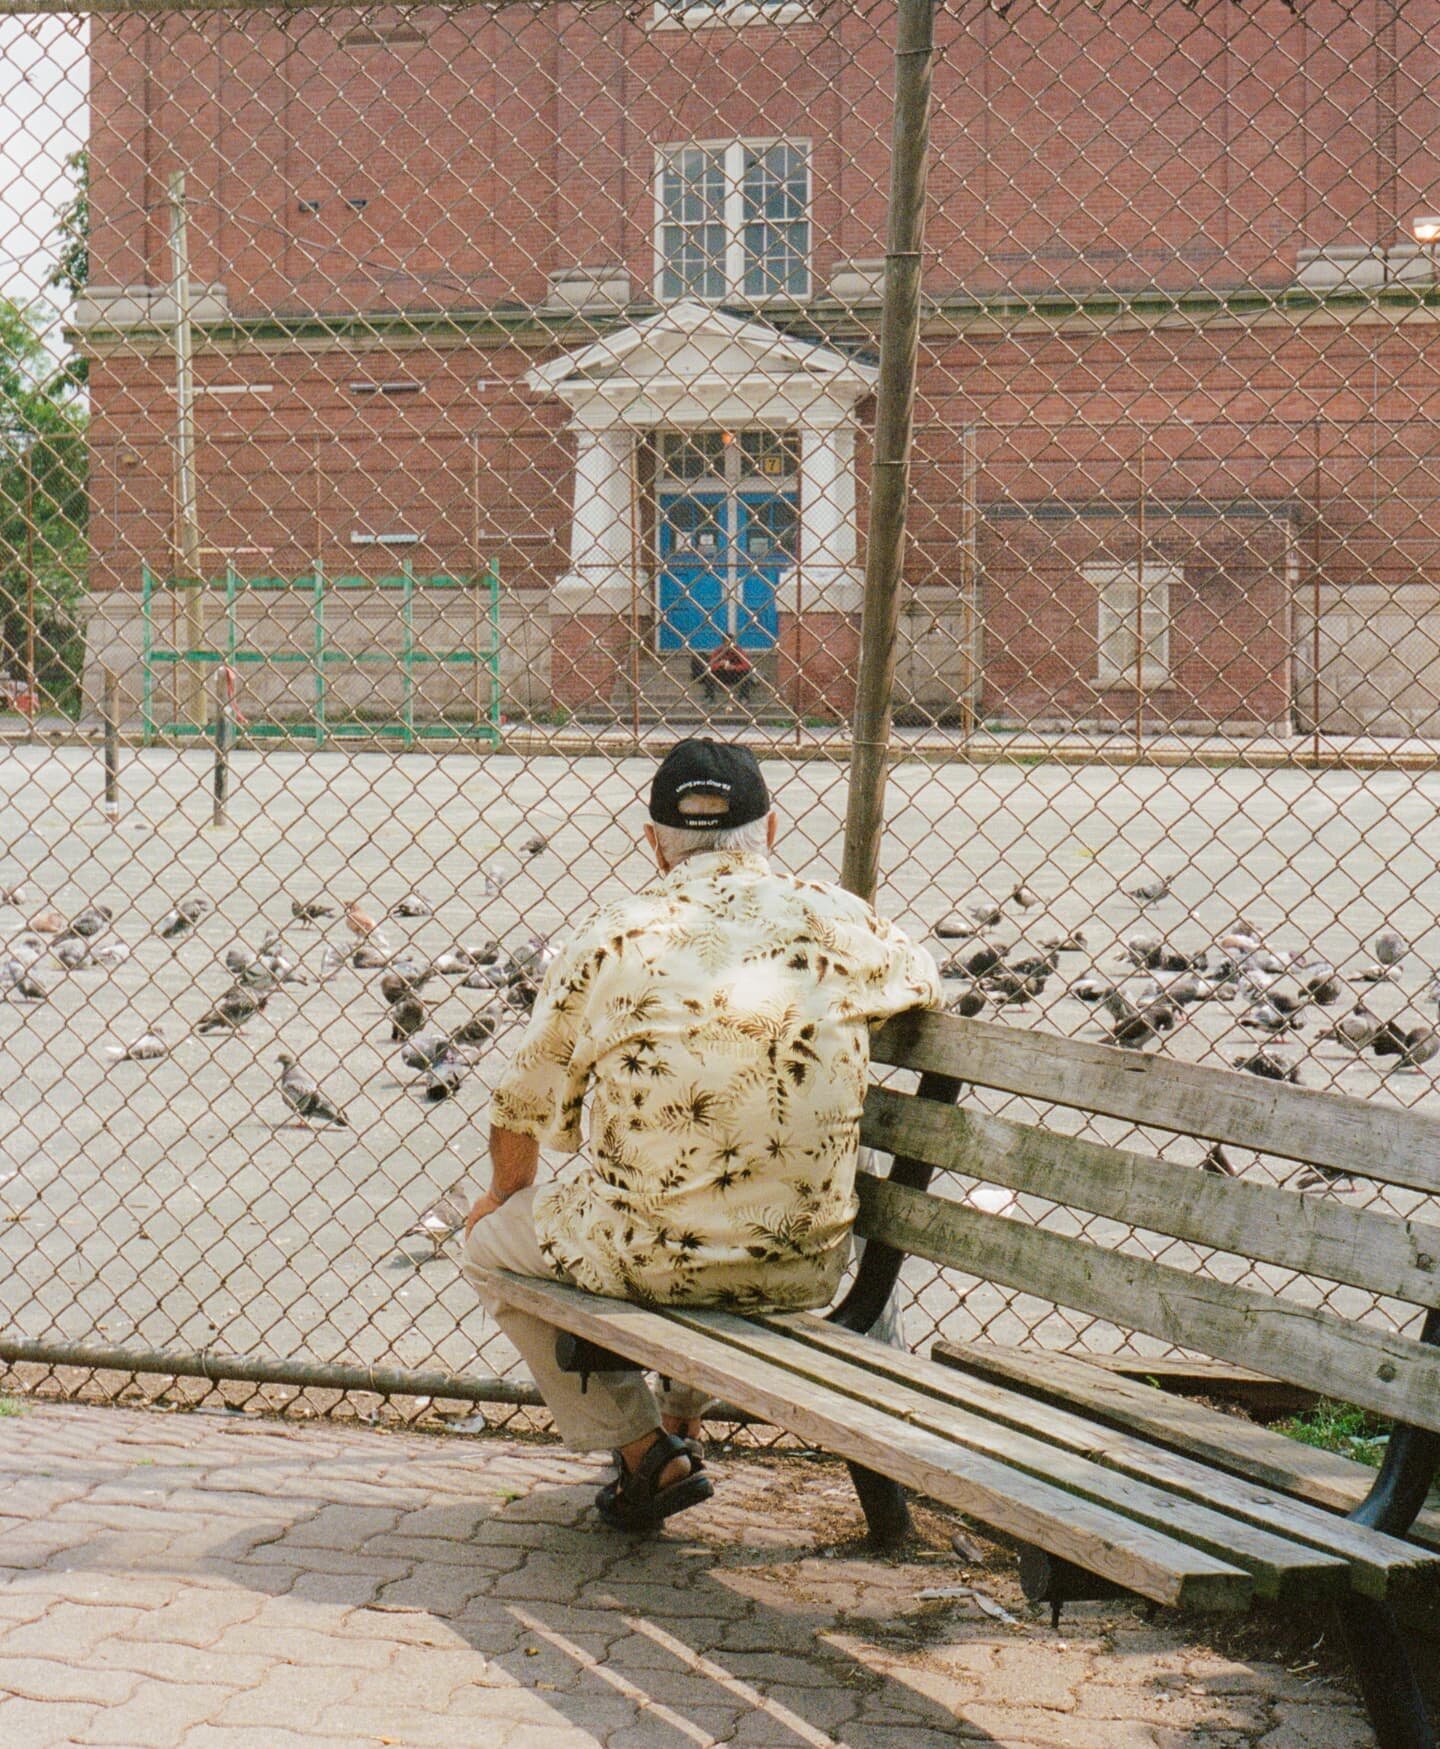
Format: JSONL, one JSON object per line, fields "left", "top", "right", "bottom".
{"left": 465, "top": 1190, "right": 503, "bottom": 1237}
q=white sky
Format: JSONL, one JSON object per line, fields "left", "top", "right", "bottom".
{"left": 0, "top": 16, "right": 90, "bottom": 352}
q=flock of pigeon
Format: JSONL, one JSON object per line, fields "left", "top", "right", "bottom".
{"left": 0, "top": 835, "right": 554, "bottom": 1132}
{"left": 930, "top": 870, "right": 1440, "bottom": 1088}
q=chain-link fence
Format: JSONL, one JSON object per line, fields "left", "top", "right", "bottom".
{"left": 2, "top": 0, "right": 1440, "bottom": 1426}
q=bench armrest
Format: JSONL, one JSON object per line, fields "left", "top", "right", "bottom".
{"left": 829, "top": 1069, "right": 965, "bottom": 1337}
{"left": 1351, "top": 1307, "right": 1440, "bottom": 1539}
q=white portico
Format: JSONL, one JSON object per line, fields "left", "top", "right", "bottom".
{"left": 526, "top": 302, "right": 876, "bottom": 682}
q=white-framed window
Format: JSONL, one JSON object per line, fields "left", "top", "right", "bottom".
{"left": 656, "top": 141, "right": 810, "bottom": 302}
{"left": 1089, "top": 562, "right": 1177, "bottom": 687}
{"left": 652, "top": 0, "right": 809, "bottom": 29}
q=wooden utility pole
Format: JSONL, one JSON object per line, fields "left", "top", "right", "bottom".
{"left": 840, "top": 0, "right": 935, "bottom": 904}
{"left": 168, "top": 170, "right": 205, "bottom": 728}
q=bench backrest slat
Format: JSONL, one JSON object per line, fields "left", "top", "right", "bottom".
{"left": 861, "top": 1084, "right": 1440, "bottom": 1310}
{"left": 856, "top": 1174, "right": 1440, "bottom": 1433}
{"left": 871, "top": 1011, "right": 1440, "bottom": 1193}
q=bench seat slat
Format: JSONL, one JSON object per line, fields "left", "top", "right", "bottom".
{"left": 660, "top": 1309, "right": 1348, "bottom": 1602}
{"left": 929, "top": 1339, "right": 1440, "bottom": 1555}
{"left": 758, "top": 1313, "right": 1439, "bottom": 1602}
{"left": 861, "top": 1084, "right": 1440, "bottom": 1310}
{"left": 871, "top": 1011, "right": 1440, "bottom": 1194}
{"left": 473, "top": 1266, "right": 1253, "bottom": 1612}
{"left": 856, "top": 1175, "right": 1440, "bottom": 1433}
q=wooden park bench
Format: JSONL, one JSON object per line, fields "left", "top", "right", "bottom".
{"left": 475, "top": 1009, "right": 1440, "bottom": 1749}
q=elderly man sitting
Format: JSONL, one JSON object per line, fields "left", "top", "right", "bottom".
{"left": 463, "top": 739, "right": 940, "bottom": 1531}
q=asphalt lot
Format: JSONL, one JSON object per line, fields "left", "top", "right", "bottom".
{"left": 2, "top": 743, "right": 1438, "bottom": 1380}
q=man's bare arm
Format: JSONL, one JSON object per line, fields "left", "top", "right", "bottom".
{"left": 465, "top": 1126, "right": 541, "bottom": 1235}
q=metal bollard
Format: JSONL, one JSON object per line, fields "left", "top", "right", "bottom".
{"left": 101, "top": 668, "right": 120, "bottom": 820}
{"left": 212, "top": 677, "right": 230, "bottom": 829}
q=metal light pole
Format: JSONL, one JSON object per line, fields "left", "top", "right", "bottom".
{"left": 168, "top": 170, "right": 205, "bottom": 729}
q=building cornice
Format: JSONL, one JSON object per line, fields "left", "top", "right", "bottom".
{"left": 66, "top": 284, "right": 1440, "bottom": 357}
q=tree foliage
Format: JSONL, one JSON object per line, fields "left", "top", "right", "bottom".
{"left": 0, "top": 299, "right": 88, "bottom": 711}
{"left": 48, "top": 147, "right": 89, "bottom": 303}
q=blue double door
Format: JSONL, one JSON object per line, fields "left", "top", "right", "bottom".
{"left": 657, "top": 486, "right": 798, "bottom": 654}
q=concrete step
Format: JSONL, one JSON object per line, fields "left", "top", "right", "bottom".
{"left": 602, "top": 652, "right": 798, "bottom": 725}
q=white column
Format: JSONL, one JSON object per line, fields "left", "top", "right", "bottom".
{"left": 778, "top": 419, "right": 863, "bottom": 615}
{"left": 552, "top": 424, "right": 635, "bottom": 614}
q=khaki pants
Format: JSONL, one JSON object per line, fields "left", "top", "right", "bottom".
{"left": 461, "top": 1185, "right": 710, "bottom": 1452}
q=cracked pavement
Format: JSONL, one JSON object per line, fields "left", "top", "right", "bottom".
{"left": 0, "top": 1401, "right": 1384, "bottom": 1747}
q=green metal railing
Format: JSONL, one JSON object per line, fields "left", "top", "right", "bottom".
{"left": 140, "top": 562, "right": 502, "bottom": 747}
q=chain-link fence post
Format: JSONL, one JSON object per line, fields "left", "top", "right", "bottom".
{"left": 841, "top": 0, "right": 934, "bottom": 906}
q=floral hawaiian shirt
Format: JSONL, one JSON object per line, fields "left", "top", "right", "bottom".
{"left": 489, "top": 850, "right": 941, "bottom": 1310}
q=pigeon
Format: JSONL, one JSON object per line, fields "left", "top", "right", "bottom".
{"left": 1111, "top": 1005, "right": 1173, "bottom": 1050}
{"left": 1375, "top": 930, "right": 1408, "bottom": 968}
{"left": 430, "top": 949, "right": 475, "bottom": 977}
{"left": 380, "top": 967, "right": 432, "bottom": 1005}
{"left": 276, "top": 1053, "right": 348, "bottom": 1128}
{"left": 9, "top": 932, "right": 46, "bottom": 963}
{"left": 506, "top": 937, "right": 558, "bottom": 985}
{"left": 54, "top": 938, "right": 89, "bottom": 970}
{"left": 1010, "top": 882, "right": 1041, "bottom": 910}
{"left": 392, "top": 894, "right": 433, "bottom": 918}
{"left": 1039, "top": 929, "right": 1088, "bottom": 953}
{"left": 1238, "top": 1001, "right": 1304, "bottom": 1035}
{"left": 462, "top": 963, "right": 509, "bottom": 990}
{"left": 103, "top": 1024, "right": 170, "bottom": 1062}
{"left": 345, "top": 901, "right": 381, "bottom": 939}
{"left": 985, "top": 969, "right": 1046, "bottom": 1007}
{"left": 959, "top": 944, "right": 1004, "bottom": 979}
{"left": 70, "top": 905, "right": 114, "bottom": 938}
{"left": 159, "top": 896, "right": 211, "bottom": 940}
{"left": 197, "top": 986, "right": 270, "bottom": 1033}
{"left": 1320, "top": 1002, "right": 1382, "bottom": 1051}
{"left": 317, "top": 943, "right": 345, "bottom": 981}
{"left": 421, "top": 1057, "right": 465, "bottom": 1103}
{"left": 449, "top": 1009, "right": 500, "bottom": 1047}
{"left": 1358, "top": 963, "right": 1396, "bottom": 985}
{"left": 257, "top": 939, "right": 308, "bottom": 984}
{"left": 352, "top": 943, "right": 391, "bottom": 970}
{"left": 520, "top": 834, "right": 549, "bottom": 860}
{"left": 1070, "top": 976, "right": 1114, "bottom": 1004}
{"left": 89, "top": 942, "right": 131, "bottom": 970}
{"left": 463, "top": 940, "right": 501, "bottom": 967}
{"left": 224, "top": 943, "right": 259, "bottom": 975}
{"left": 28, "top": 908, "right": 64, "bottom": 935}
{"left": 0, "top": 883, "right": 28, "bottom": 906}
{"left": 1126, "top": 873, "right": 1172, "bottom": 907}
{"left": 399, "top": 1192, "right": 468, "bottom": 1259}
{"left": 1006, "top": 948, "right": 1059, "bottom": 980}
{"left": 935, "top": 916, "right": 978, "bottom": 941}
{"left": 965, "top": 897, "right": 1004, "bottom": 928}
{"left": 290, "top": 898, "right": 335, "bottom": 926}
{"left": 389, "top": 994, "right": 429, "bottom": 1041}
{"left": 1164, "top": 973, "right": 1208, "bottom": 1007}
{"left": 400, "top": 1028, "right": 453, "bottom": 1070}
{"left": 0, "top": 959, "right": 46, "bottom": 1000}
{"left": 945, "top": 983, "right": 986, "bottom": 1019}
{"left": 1121, "top": 930, "right": 1163, "bottom": 969}
{"left": 1397, "top": 1026, "right": 1440, "bottom": 1073}
{"left": 1232, "top": 1048, "right": 1300, "bottom": 1084}
{"left": 1372, "top": 1022, "right": 1439, "bottom": 1073}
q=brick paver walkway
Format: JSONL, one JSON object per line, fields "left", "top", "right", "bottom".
{"left": 0, "top": 1402, "right": 1380, "bottom": 1747}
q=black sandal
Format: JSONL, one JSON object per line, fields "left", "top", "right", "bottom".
{"left": 595, "top": 1432, "right": 712, "bottom": 1532}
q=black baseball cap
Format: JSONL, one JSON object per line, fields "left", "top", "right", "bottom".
{"left": 649, "top": 738, "right": 770, "bottom": 831}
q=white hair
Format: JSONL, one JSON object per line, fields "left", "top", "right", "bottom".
{"left": 652, "top": 814, "right": 772, "bottom": 865}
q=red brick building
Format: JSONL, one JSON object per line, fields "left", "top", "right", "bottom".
{"left": 75, "top": 1, "right": 1440, "bottom": 732}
